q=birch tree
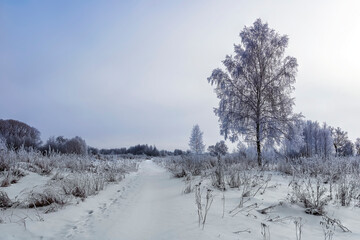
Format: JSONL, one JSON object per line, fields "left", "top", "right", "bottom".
{"left": 208, "top": 19, "right": 299, "bottom": 166}
{"left": 189, "top": 124, "right": 205, "bottom": 154}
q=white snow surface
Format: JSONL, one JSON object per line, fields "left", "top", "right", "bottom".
{"left": 1, "top": 160, "right": 360, "bottom": 240}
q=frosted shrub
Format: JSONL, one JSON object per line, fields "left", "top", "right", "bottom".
{"left": 22, "top": 188, "right": 67, "bottom": 208}
{"left": 100, "top": 162, "right": 127, "bottom": 183}
{"left": 32, "top": 158, "right": 54, "bottom": 175}
{"left": 182, "top": 155, "right": 210, "bottom": 176}
{"left": 158, "top": 155, "right": 211, "bottom": 178}
{"left": 276, "top": 159, "right": 294, "bottom": 175}
{"left": 335, "top": 176, "right": 358, "bottom": 207}
{"left": 1, "top": 171, "right": 17, "bottom": 187}
{"left": 208, "top": 141, "right": 227, "bottom": 190}
{"left": 0, "top": 155, "right": 10, "bottom": 172}
{"left": 0, "top": 191, "right": 12, "bottom": 208}
{"left": 60, "top": 173, "right": 105, "bottom": 199}
{"left": 0, "top": 167, "right": 26, "bottom": 187}
{"left": 226, "top": 169, "right": 242, "bottom": 188}
{"left": 0, "top": 148, "right": 141, "bottom": 213}
{"left": 211, "top": 167, "right": 225, "bottom": 190}
{"left": 277, "top": 157, "right": 360, "bottom": 181}
{"left": 229, "top": 171, "right": 271, "bottom": 213}
{"left": 183, "top": 175, "right": 193, "bottom": 194}
{"left": 291, "top": 177, "right": 328, "bottom": 215}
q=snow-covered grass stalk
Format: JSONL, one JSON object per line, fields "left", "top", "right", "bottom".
{"left": 194, "top": 183, "right": 214, "bottom": 229}
{"left": 202, "top": 189, "right": 214, "bottom": 230}
{"left": 195, "top": 183, "right": 203, "bottom": 227}
{"left": 261, "top": 222, "right": 270, "bottom": 240}
{"left": 320, "top": 216, "right": 335, "bottom": 240}
{"left": 294, "top": 217, "right": 303, "bottom": 240}
{"left": 229, "top": 171, "right": 270, "bottom": 213}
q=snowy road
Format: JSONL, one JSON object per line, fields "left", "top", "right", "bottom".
{"left": 57, "top": 160, "right": 199, "bottom": 240}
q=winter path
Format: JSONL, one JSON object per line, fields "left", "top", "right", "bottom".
{"left": 61, "top": 159, "right": 199, "bottom": 240}
{"left": 4, "top": 160, "right": 211, "bottom": 240}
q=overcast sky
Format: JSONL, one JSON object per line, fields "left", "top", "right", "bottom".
{"left": 1, "top": 0, "right": 360, "bottom": 151}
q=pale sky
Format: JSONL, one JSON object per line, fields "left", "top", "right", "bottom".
{"left": 1, "top": 0, "right": 360, "bottom": 150}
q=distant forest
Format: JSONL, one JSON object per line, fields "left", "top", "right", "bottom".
{"left": 0, "top": 119, "right": 184, "bottom": 157}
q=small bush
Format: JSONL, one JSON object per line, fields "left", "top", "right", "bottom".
{"left": 156, "top": 155, "right": 212, "bottom": 178}
{"left": 291, "top": 177, "right": 329, "bottom": 215}
{"left": 173, "top": 169, "right": 187, "bottom": 178}
{"left": 226, "top": 169, "right": 242, "bottom": 188}
{"left": 0, "top": 154, "right": 11, "bottom": 172}
{"left": 23, "top": 188, "right": 67, "bottom": 208}
{"left": 0, "top": 191, "right": 12, "bottom": 208}
{"left": 336, "top": 176, "right": 358, "bottom": 207}
{"left": 0, "top": 167, "right": 26, "bottom": 187}
{"left": 33, "top": 159, "right": 53, "bottom": 175}
{"left": 183, "top": 175, "right": 193, "bottom": 194}
{"left": 100, "top": 162, "right": 127, "bottom": 183}
{"left": 60, "top": 173, "right": 105, "bottom": 199}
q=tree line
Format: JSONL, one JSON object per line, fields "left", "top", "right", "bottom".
{"left": 0, "top": 119, "right": 186, "bottom": 156}
{"left": 0, "top": 119, "right": 88, "bottom": 155}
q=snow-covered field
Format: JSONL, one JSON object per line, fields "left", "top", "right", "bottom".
{"left": 1, "top": 159, "right": 360, "bottom": 240}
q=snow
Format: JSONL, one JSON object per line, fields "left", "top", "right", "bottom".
{"left": 1, "top": 160, "right": 360, "bottom": 239}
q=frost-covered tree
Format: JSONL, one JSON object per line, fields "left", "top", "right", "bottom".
{"left": 208, "top": 141, "right": 228, "bottom": 160}
{"left": 189, "top": 124, "right": 205, "bottom": 154}
{"left": 318, "top": 123, "right": 333, "bottom": 158}
{"left": 302, "top": 120, "right": 316, "bottom": 157}
{"left": 0, "top": 119, "right": 42, "bottom": 150}
{"left": 237, "top": 141, "right": 247, "bottom": 158}
{"left": 174, "top": 149, "right": 184, "bottom": 156}
{"left": 63, "top": 136, "right": 87, "bottom": 155}
{"left": 282, "top": 119, "right": 304, "bottom": 159}
{"left": 341, "top": 140, "right": 354, "bottom": 157}
{"left": 208, "top": 19, "right": 299, "bottom": 166}
{"left": 300, "top": 121, "right": 333, "bottom": 158}
{"left": 355, "top": 138, "right": 360, "bottom": 156}
{"left": 43, "top": 135, "right": 87, "bottom": 155}
{"left": 331, "top": 127, "right": 348, "bottom": 157}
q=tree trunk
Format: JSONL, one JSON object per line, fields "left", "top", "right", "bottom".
{"left": 256, "top": 140, "right": 262, "bottom": 167}
{"left": 256, "top": 122, "right": 262, "bottom": 167}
